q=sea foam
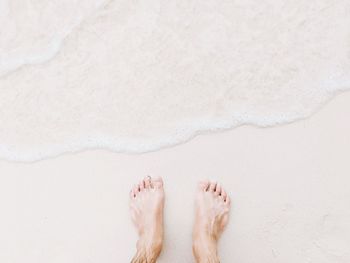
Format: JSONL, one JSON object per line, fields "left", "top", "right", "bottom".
{"left": 0, "top": 0, "right": 349, "bottom": 161}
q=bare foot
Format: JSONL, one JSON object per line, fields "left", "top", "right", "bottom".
{"left": 129, "top": 176, "right": 164, "bottom": 263}
{"left": 193, "top": 181, "right": 231, "bottom": 263}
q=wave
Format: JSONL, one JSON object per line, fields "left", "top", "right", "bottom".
{"left": 0, "top": 0, "right": 349, "bottom": 161}
{"left": 0, "top": 0, "right": 109, "bottom": 76}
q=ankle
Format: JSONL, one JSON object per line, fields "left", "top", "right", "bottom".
{"left": 131, "top": 248, "right": 160, "bottom": 263}
{"left": 139, "top": 229, "right": 163, "bottom": 251}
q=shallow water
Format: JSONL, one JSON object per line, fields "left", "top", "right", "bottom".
{"left": 0, "top": 0, "right": 349, "bottom": 161}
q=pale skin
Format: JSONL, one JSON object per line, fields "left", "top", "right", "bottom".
{"left": 129, "top": 177, "right": 231, "bottom": 263}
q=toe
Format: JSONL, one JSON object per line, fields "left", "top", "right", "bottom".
{"left": 215, "top": 183, "right": 222, "bottom": 196}
{"left": 133, "top": 185, "right": 140, "bottom": 196}
{"left": 139, "top": 179, "right": 146, "bottom": 191}
{"left": 225, "top": 196, "right": 231, "bottom": 205}
{"left": 221, "top": 189, "right": 227, "bottom": 201}
{"left": 144, "top": 176, "right": 152, "bottom": 189}
{"left": 209, "top": 181, "right": 217, "bottom": 192}
{"left": 152, "top": 177, "right": 164, "bottom": 189}
{"left": 129, "top": 189, "right": 135, "bottom": 199}
{"left": 198, "top": 181, "right": 210, "bottom": 191}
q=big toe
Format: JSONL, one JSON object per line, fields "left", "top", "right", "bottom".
{"left": 152, "top": 177, "right": 164, "bottom": 189}
{"left": 198, "top": 181, "right": 210, "bottom": 192}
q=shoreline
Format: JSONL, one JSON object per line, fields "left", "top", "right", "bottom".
{"left": 0, "top": 92, "right": 349, "bottom": 262}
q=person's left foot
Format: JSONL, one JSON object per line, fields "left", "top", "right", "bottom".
{"left": 130, "top": 176, "right": 164, "bottom": 261}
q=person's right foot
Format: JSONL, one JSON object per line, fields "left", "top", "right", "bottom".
{"left": 193, "top": 181, "right": 231, "bottom": 263}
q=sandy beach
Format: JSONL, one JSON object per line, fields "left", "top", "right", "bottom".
{"left": 0, "top": 91, "right": 349, "bottom": 262}
{"left": 1, "top": 1, "right": 349, "bottom": 262}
